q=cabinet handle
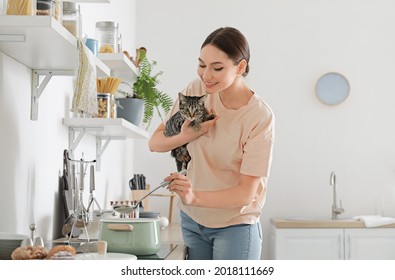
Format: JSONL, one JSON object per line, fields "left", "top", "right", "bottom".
{"left": 338, "top": 234, "right": 342, "bottom": 259}
{"left": 347, "top": 234, "right": 351, "bottom": 260}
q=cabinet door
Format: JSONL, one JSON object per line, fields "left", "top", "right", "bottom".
{"left": 271, "top": 228, "right": 344, "bottom": 260}
{"left": 345, "top": 228, "right": 395, "bottom": 260}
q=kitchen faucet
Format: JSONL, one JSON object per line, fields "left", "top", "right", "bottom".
{"left": 330, "top": 172, "right": 344, "bottom": 219}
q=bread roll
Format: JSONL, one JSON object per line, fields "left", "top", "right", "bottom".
{"left": 46, "top": 245, "right": 76, "bottom": 259}
{"left": 11, "top": 245, "right": 48, "bottom": 260}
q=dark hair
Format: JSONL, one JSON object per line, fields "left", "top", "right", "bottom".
{"left": 201, "top": 27, "right": 250, "bottom": 77}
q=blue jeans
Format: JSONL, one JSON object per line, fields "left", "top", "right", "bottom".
{"left": 180, "top": 211, "right": 262, "bottom": 260}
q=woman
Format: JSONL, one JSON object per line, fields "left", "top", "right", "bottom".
{"left": 148, "top": 27, "right": 274, "bottom": 260}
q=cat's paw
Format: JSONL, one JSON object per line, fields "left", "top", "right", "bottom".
{"left": 207, "top": 114, "right": 216, "bottom": 120}
{"left": 192, "top": 124, "right": 201, "bottom": 132}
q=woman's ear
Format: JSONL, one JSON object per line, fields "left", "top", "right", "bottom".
{"left": 237, "top": 59, "right": 247, "bottom": 75}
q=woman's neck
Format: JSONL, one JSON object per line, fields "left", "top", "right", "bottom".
{"left": 219, "top": 79, "right": 252, "bottom": 110}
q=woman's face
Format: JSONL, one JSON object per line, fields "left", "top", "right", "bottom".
{"left": 197, "top": 44, "right": 240, "bottom": 94}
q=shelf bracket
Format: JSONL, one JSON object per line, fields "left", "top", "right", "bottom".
{"left": 31, "top": 69, "right": 74, "bottom": 121}
{"left": 96, "top": 136, "right": 125, "bottom": 171}
{"left": 68, "top": 126, "right": 103, "bottom": 160}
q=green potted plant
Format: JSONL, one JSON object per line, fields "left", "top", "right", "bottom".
{"left": 117, "top": 48, "right": 173, "bottom": 129}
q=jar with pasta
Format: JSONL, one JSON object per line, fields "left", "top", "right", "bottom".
{"left": 97, "top": 94, "right": 111, "bottom": 118}
{"left": 4, "top": 0, "right": 37, "bottom": 15}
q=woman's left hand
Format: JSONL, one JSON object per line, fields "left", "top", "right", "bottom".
{"left": 164, "top": 172, "right": 195, "bottom": 205}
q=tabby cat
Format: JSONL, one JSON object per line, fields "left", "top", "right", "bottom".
{"left": 164, "top": 92, "right": 216, "bottom": 171}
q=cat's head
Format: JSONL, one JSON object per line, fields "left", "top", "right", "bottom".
{"left": 178, "top": 92, "right": 207, "bottom": 121}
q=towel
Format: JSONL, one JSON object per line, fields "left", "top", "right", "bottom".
{"left": 353, "top": 215, "right": 395, "bottom": 227}
{"left": 71, "top": 40, "right": 98, "bottom": 116}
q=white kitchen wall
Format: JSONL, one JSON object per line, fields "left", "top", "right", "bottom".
{"left": 0, "top": 0, "right": 137, "bottom": 241}
{"left": 134, "top": 0, "right": 395, "bottom": 259}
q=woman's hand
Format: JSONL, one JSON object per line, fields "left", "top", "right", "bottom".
{"left": 164, "top": 172, "right": 195, "bottom": 206}
{"left": 181, "top": 115, "right": 219, "bottom": 141}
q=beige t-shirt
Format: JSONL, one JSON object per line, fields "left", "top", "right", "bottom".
{"left": 164, "top": 78, "right": 275, "bottom": 228}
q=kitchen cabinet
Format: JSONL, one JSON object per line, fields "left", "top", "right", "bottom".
{"left": 270, "top": 219, "right": 395, "bottom": 260}
{"left": 270, "top": 228, "right": 344, "bottom": 260}
{"left": 345, "top": 228, "right": 395, "bottom": 260}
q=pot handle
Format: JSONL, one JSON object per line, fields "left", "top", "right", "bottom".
{"left": 107, "top": 224, "right": 134, "bottom": 231}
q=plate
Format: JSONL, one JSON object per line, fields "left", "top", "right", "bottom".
{"left": 315, "top": 72, "right": 350, "bottom": 105}
{"left": 75, "top": 252, "right": 137, "bottom": 260}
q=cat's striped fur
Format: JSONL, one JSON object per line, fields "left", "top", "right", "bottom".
{"left": 164, "top": 92, "right": 216, "bottom": 171}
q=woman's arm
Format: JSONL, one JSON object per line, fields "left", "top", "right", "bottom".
{"left": 148, "top": 117, "right": 219, "bottom": 153}
{"left": 164, "top": 172, "right": 261, "bottom": 209}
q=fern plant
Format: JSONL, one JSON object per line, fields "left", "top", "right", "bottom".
{"left": 120, "top": 49, "right": 173, "bottom": 129}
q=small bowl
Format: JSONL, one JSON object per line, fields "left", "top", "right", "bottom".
{"left": 0, "top": 232, "right": 29, "bottom": 260}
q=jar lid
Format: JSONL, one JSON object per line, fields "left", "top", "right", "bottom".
{"left": 63, "top": 1, "right": 80, "bottom": 12}
{"left": 97, "top": 93, "right": 111, "bottom": 97}
{"left": 37, "top": 0, "right": 54, "bottom": 9}
{"left": 96, "top": 21, "right": 119, "bottom": 28}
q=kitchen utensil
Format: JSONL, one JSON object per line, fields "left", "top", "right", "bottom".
{"left": 21, "top": 224, "right": 44, "bottom": 247}
{"left": 99, "top": 218, "right": 160, "bottom": 255}
{"left": 61, "top": 214, "right": 74, "bottom": 236}
{"left": 61, "top": 150, "right": 71, "bottom": 219}
{"left": 86, "top": 164, "right": 102, "bottom": 217}
{"left": 131, "top": 168, "right": 188, "bottom": 209}
{"left": 111, "top": 201, "right": 139, "bottom": 218}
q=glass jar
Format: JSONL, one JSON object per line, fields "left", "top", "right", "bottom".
{"left": 62, "top": 1, "right": 81, "bottom": 38}
{"left": 96, "top": 21, "right": 119, "bottom": 53}
{"left": 36, "top": 0, "right": 62, "bottom": 22}
{"left": 110, "top": 95, "right": 117, "bottom": 118}
{"left": 97, "top": 93, "right": 111, "bottom": 118}
{"left": 3, "top": 0, "right": 37, "bottom": 15}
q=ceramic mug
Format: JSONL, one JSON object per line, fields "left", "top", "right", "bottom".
{"left": 85, "top": 38, "right": 98, "bottom": 55}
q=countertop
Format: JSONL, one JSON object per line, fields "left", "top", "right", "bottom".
{"left": 271, "top": 218, "right": 395, "bottom": 228}
{"left": 53, "top": 223, "right": 186, "bottom": 260}
{"left": 160, "top": 223, "right": 186, "bottom": 260}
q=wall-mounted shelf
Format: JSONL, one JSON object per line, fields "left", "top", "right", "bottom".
{"left": 63, "top": 117, "right": 149, "bottom": 170}
{"left": 97, "top": 53, "right": 138, "bottom": 81}
{"left": 0, "top": 16, "right": 110, "bottom": 75}
{"left": 0, "top": 15, "right": 111, "bottom": 120}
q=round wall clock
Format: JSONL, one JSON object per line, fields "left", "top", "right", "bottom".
{"left": 315, "top": 72, "right": 350, "bottom": 105}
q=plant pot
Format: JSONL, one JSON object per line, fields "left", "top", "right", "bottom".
{"left": 116, "top": 98, "right": 144, "bottom": 127}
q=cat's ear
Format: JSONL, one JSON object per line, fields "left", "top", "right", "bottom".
{"left": 178, "top": 92, "right": 187, "bottom": 102}
{"left": 198, "top": 94, "right": 207, "bottom": 104}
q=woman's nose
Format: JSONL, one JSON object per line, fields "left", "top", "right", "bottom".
{"left": 202, "top": 68, "right": 211, "bottom": 80}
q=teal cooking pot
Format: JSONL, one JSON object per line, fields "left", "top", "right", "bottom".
{"left": 99, "top": 218, "right": 160, "bottom": 255}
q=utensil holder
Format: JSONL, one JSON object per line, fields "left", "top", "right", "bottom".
{"left": 130, "top": 190, "right": 150, "bottom": 210}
